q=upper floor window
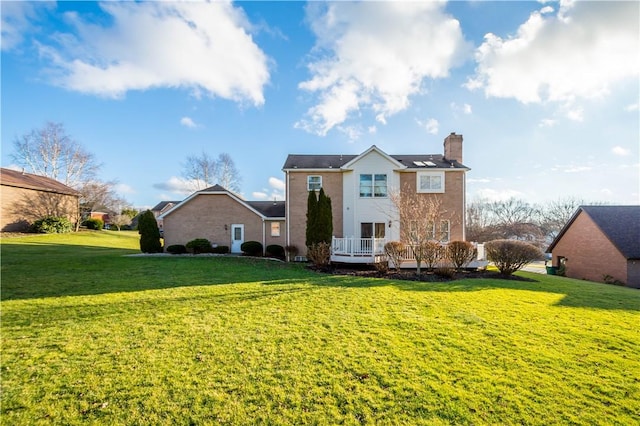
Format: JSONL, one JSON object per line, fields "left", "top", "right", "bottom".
{"left": 417, "top": 171, "right": 444, "bottom": 193}
{"left": 360, "top": 174, "right": 387, "bottom": 198}
{"left": 307, "top": 175, "right": 322, "bottom": 191}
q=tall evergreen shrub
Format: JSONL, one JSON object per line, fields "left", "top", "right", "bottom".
{"left": 138, "top": 209, "right": 162, "bottom": 253}
{"left": 316, "top": 188, "right": 333, "bottom": 244}
{"left": 305, "top": 190, "right": 319, "bottom": 247}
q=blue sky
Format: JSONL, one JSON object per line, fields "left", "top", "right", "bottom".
{"left": 2, "top": 1, "right": 638, "bottom": 209}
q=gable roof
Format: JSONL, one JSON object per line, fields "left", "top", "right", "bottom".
{"left": 247, "top": 201, "right": 286, "bottom": 218}
{"left": 151, "top": 201, "right": 181, "bottom": 212}
{"left": 548, "top": 205, "right": 640, "bottom": 259}
{"left": 283, "top": 148, "right": 469, "bottom": 171}
{"left": 158, "top": 184, "right": 284, "bottom": 220}
{"left": 0, "top": 167, "right": 79, "bottom": 196}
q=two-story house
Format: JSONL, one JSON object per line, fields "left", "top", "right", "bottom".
{"left": 282, "top": 133, "right": 469, "bottom": 262}
{"left": 160, "top": 133, "right": 470, "bottom": 264}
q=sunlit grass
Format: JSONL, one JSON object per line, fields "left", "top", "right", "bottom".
{"left": 2, "top": 232, "right": 639, "bottom": 424}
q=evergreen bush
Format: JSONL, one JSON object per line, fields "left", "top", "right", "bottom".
{"left": 211, "top": 245, "right": 229, "bottom": 254}
{"left": 30, "top": 216, "right": 73, "bottom": 234}
{"left": 185, "top": 238, "right": 212, "bottom": 254}
{"left": 266, "top": 244, "right": 285, "bottom": 259}
{"left": 83, "top": 218, "right": 104, "bottom": 230}
{"left": 138, "top": 210, "right": 162, "bottom": 253}
{"left": 241, "top": 241, "right": 263, "bottom": 256}
{"left": 166, "top": 244, "right": 187, "bottom": 254}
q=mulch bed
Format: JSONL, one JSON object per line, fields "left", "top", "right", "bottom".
{"left": 309, "top": 264, "right": 537, "bottom": 282}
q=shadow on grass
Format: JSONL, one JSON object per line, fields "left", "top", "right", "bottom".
{"left": 299, "top": 272, "right": 640, "bottom": 312}
{"left": 3, "top": 239, "right": 638, "bottom": 312}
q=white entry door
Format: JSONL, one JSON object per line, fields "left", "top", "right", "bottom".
{"left": 231, "top": 224, "right": 244, "bottom": 253}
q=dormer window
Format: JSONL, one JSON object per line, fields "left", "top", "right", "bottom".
{"left": 307, "top": 175, "right": 322, "bottom": 191}
{"left": 360, "top": 174, "right": 387, "bottom": 198}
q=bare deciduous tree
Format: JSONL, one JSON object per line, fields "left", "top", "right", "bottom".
{"left": 389, "top": 186, "right": 453, "bottom": 275}
{"left": 11, "top": 122, "right": 100, "bottom": 188}
{"left": 182, "top": 152, "right": 242, "bottom": 193}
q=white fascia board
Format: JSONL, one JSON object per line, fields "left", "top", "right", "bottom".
{"left": 281, "top": 168, "right": 344, "bottom": 172}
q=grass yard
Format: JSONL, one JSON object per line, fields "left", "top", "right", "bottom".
{"left": 2, "top": 231, "right": 639, "bottom": 425}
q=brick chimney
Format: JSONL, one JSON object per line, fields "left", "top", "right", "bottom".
{"left": 443, "top": 132, "right": 463, "bottom": 163}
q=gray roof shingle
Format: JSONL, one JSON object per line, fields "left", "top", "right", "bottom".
{"left": 0, "top": 167, "right": 79, "bottom": 196}
{"left": 282, "top": 153, "right": 468, "bottom": 170}
{"left": 548, "top": 205, "right": 640, "bottom": 259}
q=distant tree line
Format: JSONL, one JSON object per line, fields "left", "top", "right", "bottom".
{"left": 466, "top": 197, "right": 603, "bottom": 248}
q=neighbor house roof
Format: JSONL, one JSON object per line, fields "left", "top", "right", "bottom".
{"left": 282, "top": 149, "right": 468, "bottom": 170}
{"left": 0, "top": 167, "right": 79, "bottom": 196}
{"left": 158, "top": 184, "right": 284, "bottom": 220}
{"left": 547, "top": 205, "right": 640, "bottom": 259}
{"left": 151, "top": 201, "right": 181, "bottom": 212}
{"left": 247, "top": 201, "right": 286, "bottom": 218}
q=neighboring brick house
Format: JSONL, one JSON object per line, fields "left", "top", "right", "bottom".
{"left": 282, "top": 133, "right": 469, "bottom": 262}
{"left": 151, "top": 200, "right": 180, "bottom": 233}
{"left": 0, "top": 167, "right": 80, "bottom": 232}
{"left": 547, "top": 206, "right": 640, "bottom": 289}
{"left": 160, "top": 185, "right": 285, "bottom": 253}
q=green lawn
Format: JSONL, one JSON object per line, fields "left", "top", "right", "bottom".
{"left": 2, "top": 231, "right": 639, "bottom": 425}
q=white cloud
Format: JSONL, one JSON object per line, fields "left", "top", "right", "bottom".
{"left": 153, "top": 176, "right": 198, "bottom": 195}
{"left": 36, "top": 2, "right": 269, "bottom": 104}
{"left": 1, "top": 2, "right": 53, "bottom": 51}
{"left": 466, "top": 2, "right": 639, "bottom": 106}
{"left": 566, "top": 107, "right": 583, "bottom": 122}
{"left": 538, "top": 118, "right": 557, "bottom": 128}
{"left": 296, "top": 2, "right": 469, "bottom": 136}
{"left": 116, "top": 183, "right": 135, "bottom": 195}
{"left": 252, "top": 191, "right": 268, "bottom": 199}
{"left": 612, "top": 146, "right": 630, "bottom": 156}
{"left": 450, "top": 102, "right": 472, "bottom": 115}
{"left": 368, "top": 126, "right": 377, "bottom": 134}
{"left": 416, "top": 118, "right": 439, "bottom": 135}
{"left": 268, "top": 177, "right": 285, "bottom": 191}
{"left": 180, "top": 117, "right": 197, "bottom": 128}
{"left": 625, "top": 103, "right": 639, "bottom": 112}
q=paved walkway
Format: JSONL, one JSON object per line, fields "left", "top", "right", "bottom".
{"left": 521, "top": 261, "right": 548, "bottom": 274}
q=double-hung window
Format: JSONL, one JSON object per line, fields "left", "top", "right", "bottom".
{"left": 270, "top": 222, "right": 281, "bottom": 237}
{"left": 417, "top": 171, "right": 444, "bottom": 193}
{"left": 307, "top": 175, "right": 322, "bottom": 191}
{"left": 359, "top": 174, "right": 387, "bottom": 198}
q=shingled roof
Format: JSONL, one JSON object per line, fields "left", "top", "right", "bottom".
{"left": 247, "top": 201, "right": 285, "bottom": 218}
{"left": 548, "top": 205, "right": 640, "bottom": 259}
{"left": 282, "top": 152, "right": 468, "bottom": 170}
{"left": 0, "top": 168, "right": 79, "bottom": 196}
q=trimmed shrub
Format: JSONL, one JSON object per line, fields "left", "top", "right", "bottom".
{"left": 384, "top": 241, "right": 406, "bottom": 271}
{"left": 83, "top": 218, "right": 104, "bottom": 230}
{"left": 30, "top": 216, "right": 73, "bottom": 234}
{"left": 166, "top": 244, "right": 187, "bottom": 254}
{"left": 421, "top": 240, "right": 445, "bottom": 271}
{"left": 266, "top": 244, "right": 285, "bottom": 259}
{"left": 485, "top": 239, "right": 543, "bottom": 276}
{"left": 186, "top": 238, "right": 212, "bottom": 254}
{"left": 446, "top": 241, "right": 477, "bottom": 271}
{"left": 138, "top": 210, "right": 162, "bottom": 253}
{"left": 307, "top": 242, "right": 331, "bottom": 267}
{"left": 212, "top": 245, "right": 229, "bottom": 254}
{"left": 241, "top": 241, "right": 263, "bottom": 256}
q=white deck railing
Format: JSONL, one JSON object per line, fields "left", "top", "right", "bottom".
{"left": 330, "top": 237, "right": 486, "bottom": 267}
{"left": 331, "top": 237, "right": 386, "bottom": 257}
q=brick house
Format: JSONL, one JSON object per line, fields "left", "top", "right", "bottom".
{"left": 547, "top": 206, "right": 640, "bottom": 288}
{"left": 160, "top": 133, "right": 471, "bottom": 262}
{"left": 283, "top": 133, "right": 469, "bottom": 262}
{"left": 160, "top": 184, "right": 286, "bottom": 253}
{"left": 0, "top": 167, "right": 80, "bottom": 232}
